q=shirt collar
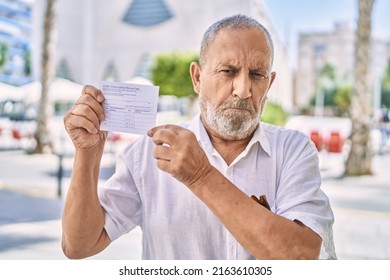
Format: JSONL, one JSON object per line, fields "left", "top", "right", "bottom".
{"left": 249, "top": 122, "right": 271, "bottom": 157}
{"left": 187, "top": 113, "right": 271, "bottom": 157}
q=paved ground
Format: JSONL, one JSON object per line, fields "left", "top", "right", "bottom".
{"left": 0, "top": 149, "right": 142, "bottom": 260}
{"left": 0, "top": 149, "right": 390, "bottom": 260}
{"left": 322, "top": 153, "right": 390, "bottom": 259}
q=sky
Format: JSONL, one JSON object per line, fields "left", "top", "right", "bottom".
{"left": 264, "top": 0, "right": 390, "bottom": 67}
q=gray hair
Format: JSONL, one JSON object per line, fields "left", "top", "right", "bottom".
{"left": 199, "top": 14, "right": 274, "bottom": 67}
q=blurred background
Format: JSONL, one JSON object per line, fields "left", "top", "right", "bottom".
{"left": 0, "top": 0, "right": 389, "bottom": 260}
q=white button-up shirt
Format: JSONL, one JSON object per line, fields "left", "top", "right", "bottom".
{"left": 99, "top": 114, "right": 336, "bottom": 259}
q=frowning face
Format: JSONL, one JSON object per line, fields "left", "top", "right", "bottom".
{"left": 191, "top": 27, "right": 276, "bottom": 140}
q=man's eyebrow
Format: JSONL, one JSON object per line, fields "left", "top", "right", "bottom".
{"left": 251, "top": 68, "right": 269, "bottom": 73}
{"left": 223, "top": 64, "right": 238, "bottom": 69}
{"left": 251, "top": 65, "right": 271, "bottom": 72}
{"left": 217, "top": 62, "right": 238, "bottom": 67}
{"left": 215, "top": 64, "right": 239, "bottom": 71}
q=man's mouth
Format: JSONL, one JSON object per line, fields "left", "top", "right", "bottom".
{"left": 224, "top": 107, "right": 251, "bottom": 113}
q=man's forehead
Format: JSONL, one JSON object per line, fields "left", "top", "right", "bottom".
{"left": 209, "top": 28, "right": 270, "bottom": 53}
{"left": 206, "top": 28, "right": 272, "bottom": 66}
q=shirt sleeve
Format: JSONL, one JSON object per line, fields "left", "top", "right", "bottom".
{"left": 98, "top": 141, "right": 142, "bottom": 241}
{"left": 275, "top": 134, "right": 337, "bottom": 260}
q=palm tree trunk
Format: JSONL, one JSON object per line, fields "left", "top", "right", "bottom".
{"left": 34, "top": 0, "right": 56, "bottom": 153}
{"left": 345, "top": 0, "right": 375, "bottom": 175}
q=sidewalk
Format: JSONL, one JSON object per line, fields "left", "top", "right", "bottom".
{"left": 0, "top": 149, "right": 390, "bottom": 259}
{"left": 0, "top": 149, "right": 143, "bottom": 259}
{"left": 319, "top": 152, "right": 390, "bottom": 259}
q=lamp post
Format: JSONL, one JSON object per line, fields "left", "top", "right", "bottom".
{"left": 314, "top": 86, "right": 324, "bottom": 116}
{"left": 56, "top": 134, "right": 65, "bottom": 198}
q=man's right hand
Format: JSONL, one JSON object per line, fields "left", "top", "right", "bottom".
{"left": 64, "top": 85, "right": 107, "bottom": 150}
{"left": 62, "top": 85, "right": 111, "bottom": 259}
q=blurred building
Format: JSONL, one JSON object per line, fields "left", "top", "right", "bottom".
{"left": 32, "top": 0, "right": 293, "bottom": 111}
{"left": 295, "top": 22, "right": 390, "bottom": 111}
{"left": 0, "top": 0, "right": 33, "bottom": 86}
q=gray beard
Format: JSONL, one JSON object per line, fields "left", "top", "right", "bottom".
{"left": 199, "top": 94, "right": 261, "bottom": 141}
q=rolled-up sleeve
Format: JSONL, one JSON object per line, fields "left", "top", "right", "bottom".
{"left": 98, "top": 142, "right": 142, "bottom": 241}
{"left": 275, "top": 135, "right": 336, "bottom": 259}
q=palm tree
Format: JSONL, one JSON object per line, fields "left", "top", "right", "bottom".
{"left": 345, "top": 0, "right": 375, "bottom": 175}
{"left": 34, "top": 0, "right": 57, "bottom": 153}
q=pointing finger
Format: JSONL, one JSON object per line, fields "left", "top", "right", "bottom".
{"left": 147, "top": 124, "right": 186, "bottom": 137}
{"left": 149, "top": 126, "right": 180, "bottom": 147}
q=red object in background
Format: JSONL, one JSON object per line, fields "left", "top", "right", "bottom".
{"left": 310, "top": 130, "right": 323, "bottom": 151}
{"left": 107, "top": 133, "right": 120, "bottom": 142}
{"left": 12, "top": 129, "right": 21, "bottom": 140}
{"left": 328, "top": 131, "right": 343, "bottom": 153}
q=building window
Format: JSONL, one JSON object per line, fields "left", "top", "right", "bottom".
{"left": 56, "top": 58, "right": 73, "bottom": 81}
{"left": 122, "top": 0, "right": 173, "bottom": 28}
{"left": 313, "top": 43, "right": 326, "bottom": 55}
{"left": 133, "top": 53, "right": 154, "bottom": 79}
{"left": 103, "top": 60, "right": 119, "bottom": 81}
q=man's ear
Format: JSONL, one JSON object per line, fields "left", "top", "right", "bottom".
{"left": 190, "top": 62, "right": 201, "bottom": 95}
{"left": 268, "top": 72, "right": 276, "bottom": 90}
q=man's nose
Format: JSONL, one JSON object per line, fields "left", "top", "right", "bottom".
{"left": 232, "top": 72, "right": 252, "bottom": 99}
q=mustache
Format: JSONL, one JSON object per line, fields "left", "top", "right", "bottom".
{"left": 220, "top": 99, "right": 255, "bottom": 113}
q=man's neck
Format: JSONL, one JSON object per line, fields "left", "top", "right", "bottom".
{"left": 201, "top": 118, "right": 254, "bottom": 166}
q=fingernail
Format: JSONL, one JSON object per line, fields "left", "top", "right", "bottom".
{"left": 97, "top": 95, "right": 104, "bottom": 102}
{"left": 100, "top": 114, "right": 105, "bottom": 121}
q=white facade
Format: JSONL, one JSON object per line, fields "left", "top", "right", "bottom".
{"left": 295, "top": 22, "right": 390, "bottom": 110}
{"left": 32, "top": 0, "right": 293, "bottom": 111}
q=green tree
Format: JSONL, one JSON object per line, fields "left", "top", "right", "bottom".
{"left": 0, "top": 43, "right": 7, "bottom": 69}
{"left": 261, "top": 101, "right": 288, "bottom": 126}
{"left": 334, "top": 85, "right": 352, "bottom": 116}
{"left": 23, "top": 49, "right": 31, "bottom": 76}
{"left": 311, "top": 63, "right": 337, "bottom": 112}
{"left": 381, "top": 59, "right": 390, "bottom": 107}
{"left": 151, "top": 52, "right": 198, "bottom": 98}
{"left": 320, "top": 64, "right": 337, "bottom": 106}
{"left": 319, "top": 64, "right": 336, "bottom": 81}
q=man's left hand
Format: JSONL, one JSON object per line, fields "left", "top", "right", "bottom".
{"left": 148, "top": 125, "right": 212, "bottom": 188}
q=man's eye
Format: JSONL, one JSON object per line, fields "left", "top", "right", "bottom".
{"left": 220, "top": 69, "right": 236, "bottom": 74}
{"left": 251, "top": 72, "right": 267, "bottom": 79}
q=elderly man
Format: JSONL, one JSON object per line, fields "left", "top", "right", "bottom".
{"left": 62, "top": 14, "right": 336, "bottom": 260}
